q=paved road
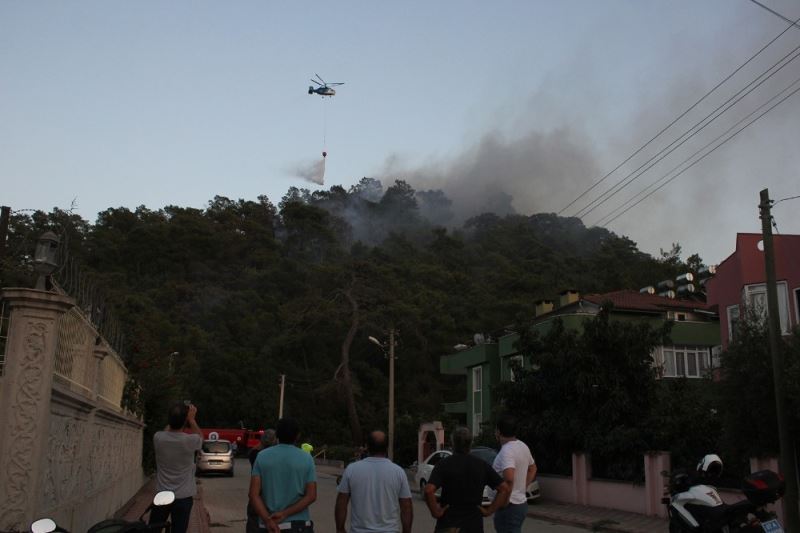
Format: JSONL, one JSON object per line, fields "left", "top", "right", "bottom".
{"left": 200, "top": 458, "right": 586, "bottom": 533}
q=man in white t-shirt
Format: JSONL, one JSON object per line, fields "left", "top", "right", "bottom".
{"left": 334, "top": 430, "right": 412, "bottom": 533}
{"left": 492, "top": 414, "right": 536, "bottom": 533}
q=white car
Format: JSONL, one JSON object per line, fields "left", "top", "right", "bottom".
{"left": 196, "top": 439, "right": 235, "bottom": 476}
{"left": 414, "top": 446, "right": 540, "bottom": 504}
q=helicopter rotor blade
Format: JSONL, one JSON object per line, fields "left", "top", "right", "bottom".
{"left": 328, "top": 83, "right": 345, "bottom": 86}
{"left": 310, "top": 79, "right": 323, "bottom": 86}
{"left": 314, "top": 73, "right": 326, "bottom": 84}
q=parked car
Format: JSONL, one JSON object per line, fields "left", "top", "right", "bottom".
{"left": 196, "top": 439, "right": 234, "bottom": 476}
{"left": 414, "top": 446, "right": 540, "bottom": 504}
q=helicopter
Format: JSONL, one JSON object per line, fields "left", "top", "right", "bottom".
{"left": 308, "top": 73, "right": 344, "bottom": 97}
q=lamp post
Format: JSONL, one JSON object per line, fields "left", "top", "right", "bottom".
{"left": 369, "top": 329, "right": 397, "bottom": 460}
{"left": 33, "top": 231, "right": 60, "bottom": 291}
{"left": 168, "top": 352, "right": 179, "bottom": 374}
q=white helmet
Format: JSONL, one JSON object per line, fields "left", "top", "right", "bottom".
{"left": 697, "top": 454, "right": 723, "bottom": 478}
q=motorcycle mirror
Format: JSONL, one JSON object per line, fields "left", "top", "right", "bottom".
{"left": 31, "top": 518, "right": 57, "bottom": 533}
{"left": 153, "top": 491, "right": 175, "bottom": 506}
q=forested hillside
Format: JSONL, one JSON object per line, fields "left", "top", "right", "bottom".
{"left": 1, "top": 178, "right": 698, "bottom": 463}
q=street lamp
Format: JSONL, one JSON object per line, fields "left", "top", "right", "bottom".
{"left": 368, "top": 330, "right": 397, "bottom": 461}
{"left": 33, "top": 231, "right": 60, "bottom": 291}
{"left": 168, "top": 352, "right": 179, "bottom": 373}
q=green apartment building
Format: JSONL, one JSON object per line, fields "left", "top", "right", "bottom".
{"left": 440, "top": 290, "right": 721, "bottom": 435}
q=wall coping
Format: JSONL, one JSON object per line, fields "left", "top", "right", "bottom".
{"left": 1, "top": 287, "right": 75, "bottom": 312}
{"left": 51, "top": 383, "right": 143, "bottom": 428}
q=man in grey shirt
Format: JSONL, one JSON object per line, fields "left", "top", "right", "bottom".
{"left": 335, "top": 431, "right": 412, "bottom": 533}
{"left": 149, "top": 402, "right": 203, "bottom": 533}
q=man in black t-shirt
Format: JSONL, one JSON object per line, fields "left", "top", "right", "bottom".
{"left": 424, "top": 427, "right": 510, "bottom": 533}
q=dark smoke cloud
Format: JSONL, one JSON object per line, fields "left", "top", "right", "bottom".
{"left": 380, "top": 127, "right": 601, "bottom": 224}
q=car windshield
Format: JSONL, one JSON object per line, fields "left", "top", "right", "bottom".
{"left": 470, "top": 447, "right": 498, "bottom": 465}
{"left": 202, "top": 441, "right": 231, "bottom": 453}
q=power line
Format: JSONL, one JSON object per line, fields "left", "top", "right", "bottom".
{"left": 748, "top": 0, "right": 800, "bottom": 29}
{"left": 599, "top": 76, "right": 800, "bottom": 225}
{"left": 598, "top": 77, "right": 800, "bottom": 226}
{"left": 773, "top": 194, "right": 800, "bottom": 205}
{"left": 558, "top": 10, "right": 800, "bottom": 216}
{"left": 575, "top": 43, "right": 800, "bottom": 219}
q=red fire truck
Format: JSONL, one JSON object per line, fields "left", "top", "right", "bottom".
{"left": 187, "top": 426, "right": 266, "bottom": 455}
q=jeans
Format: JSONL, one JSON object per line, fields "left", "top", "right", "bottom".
{"left": 149, "top": 495, "right": 193, "bottom": 533}
{"left": 493, "top": 502, "right": 527, "bottom": 533}
{"left": 259, "top": 520, "right": 314, "bottom": 533}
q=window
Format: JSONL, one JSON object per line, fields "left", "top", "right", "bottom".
{"left": 472, "top": 366, "right": 482, "bottom": 434}
{"left": 427, "top": 451, "right": 448, "bottom": 466}
{"left": 661, "top": 345, "right": 711, "bottom": 378}
{"left": 505, "top": 354, "right": 524, "bottom": 382}
{"left": 743, "top": 282, "right": 791, "bottom": 334}
{"left": 794, "top": 288, "right": 800, "bottom": 327}
{"left": 726, "top": 304, "right": 740, "bottom": 342}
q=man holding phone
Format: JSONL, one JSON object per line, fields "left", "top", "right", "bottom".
{"left": 150, "top": 401, "right": 204, "bottom": 533}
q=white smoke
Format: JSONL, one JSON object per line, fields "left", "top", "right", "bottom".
{"left": 292, "top": 156, "right": 326, "bottom": 185}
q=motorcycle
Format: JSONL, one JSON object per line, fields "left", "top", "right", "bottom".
{"left": 31, "top": 490, "right": 175, "bottom": 533}
{"left": 663, "top": 454, "right": 786, "bottom": 533}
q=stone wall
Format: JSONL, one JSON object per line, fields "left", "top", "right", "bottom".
{"left": 0, "top": 288, "right": 146, "bottom": 533}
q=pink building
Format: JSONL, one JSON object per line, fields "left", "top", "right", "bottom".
{"left": 706, "top": 233, "right": 800, "bottom": 350}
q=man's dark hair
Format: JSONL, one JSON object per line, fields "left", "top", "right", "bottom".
{"left": 366, "top": 431, "right": 388, "bottom": 455}
{"left": 168, "top": 402, "right": 188, "bottom": 430}
{"left": 451, "top": 426, "right": 472, "bottom": 454}
{"left": 496, "top": 413, "right": 518, "bottom": 438}
{"left": 276, "top": 418, "right": 300, "bottom": 444}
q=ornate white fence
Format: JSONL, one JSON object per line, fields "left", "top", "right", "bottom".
{"left": 0, "top": 288, "right": 145, "bottom": 533}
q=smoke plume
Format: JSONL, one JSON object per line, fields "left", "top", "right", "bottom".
{"left": 292, "top": 156, "right": 326, "bottom": 185}
{"left": 380, "top": 127, "right": 600, "bottom": 224}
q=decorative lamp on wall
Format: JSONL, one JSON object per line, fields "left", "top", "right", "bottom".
{"left": 33, "top": 231, "right": 60, "bottom": 290}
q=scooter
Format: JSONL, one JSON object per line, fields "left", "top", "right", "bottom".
{"left": 31, "top": 490, "right": 175, "bottom": 533}
{"left": 663, "top": 454, "right": 785, "bottom": 533}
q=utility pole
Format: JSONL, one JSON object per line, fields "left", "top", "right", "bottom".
{"left": 0, "top": 206, "right": 10, "bottom": 264}
{"left": 369, "top": 331, "right": 399, "bottom": 461}
{"left": 278, "top": 373, "right": 286, "bottom": 419}
{"left": 759, "top": 188, "right": 799, "bottom": 532}
{"left": 388, "top": 328, "right": 396, "bottom": 461}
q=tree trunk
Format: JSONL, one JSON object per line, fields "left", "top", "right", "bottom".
{"left": 339, "top": 287, "right": 362, "bottom": 446}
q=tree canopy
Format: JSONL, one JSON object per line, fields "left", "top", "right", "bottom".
{"left": 0, "top": 181, "right": 703, "bottom": 466}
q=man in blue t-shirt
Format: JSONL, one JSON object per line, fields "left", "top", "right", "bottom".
{"left": 335, "top": 430, "right": 413, "bottom": 533}
{"left": 250, "top": 418, "right": 317, "bottom": 533}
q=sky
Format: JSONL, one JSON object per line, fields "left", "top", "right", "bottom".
{"left": 1, "top": 1, "right": 799, "bottom": 264}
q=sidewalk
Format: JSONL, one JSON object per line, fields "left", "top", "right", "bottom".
{"left": 117, "top": 477, "right": 211, "bottom": 533}
{"left": 527, "top": 499, "right": 668, "bottom": 533}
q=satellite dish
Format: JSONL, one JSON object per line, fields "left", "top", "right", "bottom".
{"left": 209, "top": 431, "right": 219, "bottom": 441}
{"left": 473, "top": 333, "right": 485, "bottom": 345}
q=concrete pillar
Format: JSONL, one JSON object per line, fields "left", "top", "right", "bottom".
{"left": 572, "top": 452, "right": 590, "bottom": 505}
{"left": 0, "top": 288, "right": 74, "bottom": 532}
{"left": 92, "top": 345, "right": 109, "bottom": 400}
{"left": 644, "top": 451, "right": 670, "bottom": 517}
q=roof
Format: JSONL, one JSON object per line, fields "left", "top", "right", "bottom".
{"left": 582, "top": 290, "right": 713, "bottom": 313}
